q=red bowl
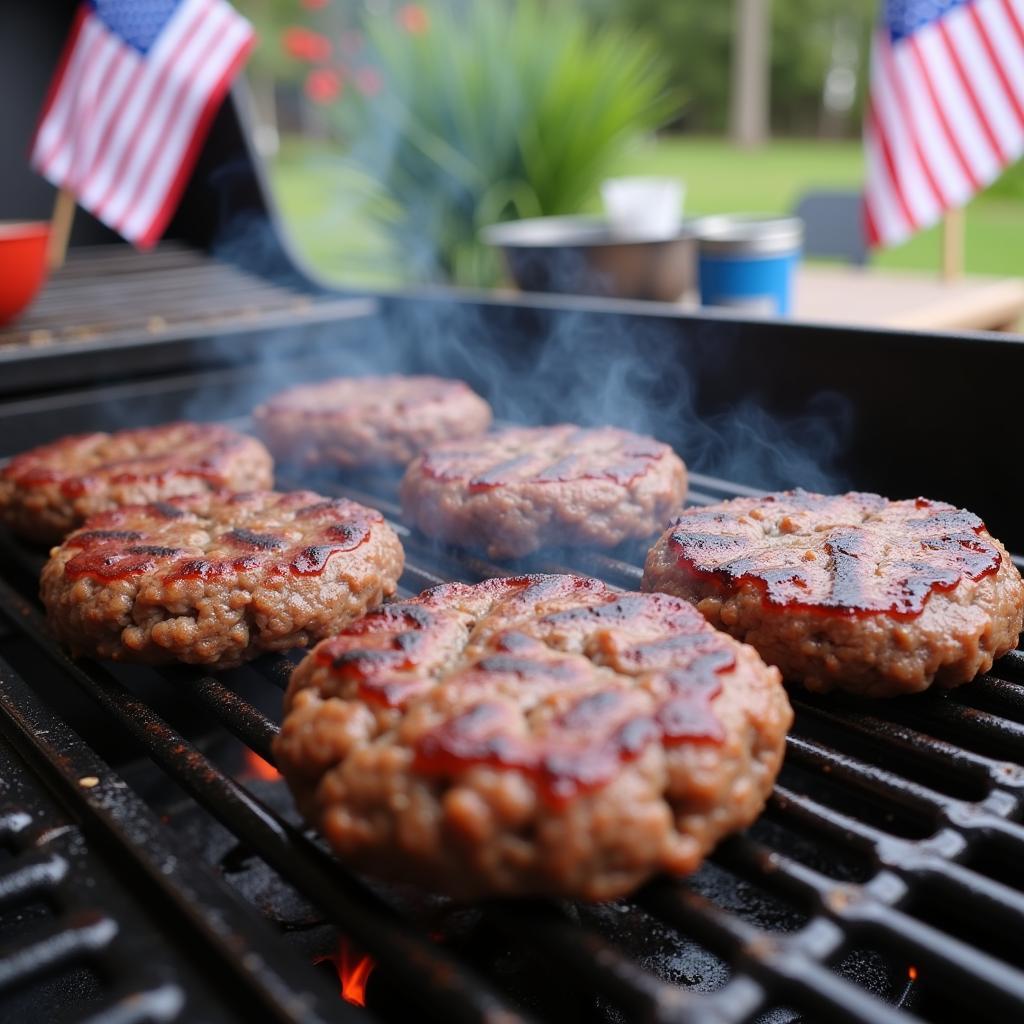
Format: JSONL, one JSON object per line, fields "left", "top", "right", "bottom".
{"left": 0, "top": 221, "right": 50, "bottom": 326}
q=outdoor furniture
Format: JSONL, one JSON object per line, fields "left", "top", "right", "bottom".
{"left": 791, "top": 189, "right": 868, "bottom": 266}
{"left": 793, "top": 264, "right": 1024, "bottom": 332}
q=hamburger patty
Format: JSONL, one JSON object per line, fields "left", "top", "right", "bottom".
{"left": 642, "top": 490, "right": 1024, "bottom": 697}
{"left": 274, "top": 573, "right": 790, "bottom": 900}
{"left": 0, "top": 422, "right": 273, "bottom": 544}
{"left": 41, "top": 490, "right": 404, "bottom": 669}
{"left": 253, "top": 375, "right": 493, "bottom": 469}
{"left": 399, "top": 425, "right": 687, "bottom": 559}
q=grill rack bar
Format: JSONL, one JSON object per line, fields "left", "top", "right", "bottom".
{"left": 0, "top": 571, "right": 532, "bottom": 1024}
{"left": 0, "top": 467, "right": 1022, "bottom": 1021}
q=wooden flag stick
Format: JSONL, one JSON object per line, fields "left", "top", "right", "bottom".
{"left": 941, "top": 205, "right": 965, "bottom": 281}
{"left": 47, "top": 186, "right": 76, "bottom": 270}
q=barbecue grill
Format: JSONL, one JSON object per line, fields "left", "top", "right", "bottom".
{"left": 4, "top": 13, "right": 1024, "bottom": 1022}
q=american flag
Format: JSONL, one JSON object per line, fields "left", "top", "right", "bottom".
{"left": 32, "top": 1, "right": 254, "bottom": 249}
{"left": 865, "top": 0, "right": 1024, "bottom": 246}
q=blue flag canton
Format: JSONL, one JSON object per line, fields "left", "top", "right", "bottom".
{"left": 884, "top": 0, "right": 971, "bottom": 41}
{"left": 90, "top": 0, "right": 184, "bottom": 53}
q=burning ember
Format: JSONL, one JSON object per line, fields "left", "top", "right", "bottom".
{"left": 315, "top": 938, "right": 377, "bottom": 1007}
{"left": 241, "top": 748, "right": 280, "bottom": 782}
{"left": 908, "top": 965, "right": 918, "bottom": 982}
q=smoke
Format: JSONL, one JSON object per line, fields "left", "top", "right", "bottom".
{"left": 162, "top": 171, "right": 857, "bottom": 498}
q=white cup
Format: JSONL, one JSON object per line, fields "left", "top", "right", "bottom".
{"left": 601, "top": 177, "right": 685, "bottom": 240}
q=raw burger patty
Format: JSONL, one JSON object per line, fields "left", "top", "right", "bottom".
{"left": 399, "top": 425, "right": 687, "bottom": 559}
{"left": 642, "top": 489, "right": 1024, "bottom": 698}
{"left": 273, "top": 573, "right": 790, "bottom": 900}
{"left": 253, "top": 375, "right": 493, "bottom": 469}
{"left": 0, "top": 422, "right": 273, "bottom": 544}
{"left": 41, "top": 490, "right": 404, "bottom": 669}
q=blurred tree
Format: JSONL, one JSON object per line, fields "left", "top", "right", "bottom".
{"left": 586, "top": 0, "right": 876, "bottom": 136}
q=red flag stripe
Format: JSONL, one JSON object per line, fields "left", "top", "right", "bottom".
{"left": 865, "top": 120, "right": 913, "bottom": 242}
{"left": 909, "top": 35, "right": 983, "bottom": 192}
{"left": 116, "top": 12, "right": 244, "bottom": 236}
{"left": 46, "top": 33, "right": 123, "bottom": 188}
{"left": 1002, "top": 0, "right": 1024, "bottom": 53}
{"left": 970, "top": 3, "right": 1024, "bottom": 129}
{"left": 882, "top": 37, "right": 949, "bottom": 209}
{"left": 937, "top": 17, "right": 1009, "bottom": 164}
{"left": 35, "top": 18, "right": 107, "bottom": 175}
{"left": 863, "top": 195, "right": 882, "bottom": 248}
{"left": 70, "top": 43, "right": 132, "bottom": 190}
{"left": 30, "top": 5, "right": 89, "bottom": 159}
{"left": 866, "top": 100, "right": 920, "bottom": 231}
{"left": 979, "top": 0, "right": 1024, "bottom": 114}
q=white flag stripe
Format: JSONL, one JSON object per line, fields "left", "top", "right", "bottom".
{"left": 948, "top": 4, "right": 1023, "bottom": 155}
{"left": 872, "top": 47, "right": 942, "bottom": 226}
{"left": 101, "top": 1, "right": 230, "bottom": 226}
{"left": 119, "top": 18, "right": 251, "bottom": 238}
{"left": 45, "top": 32, "right": 122, "bottom": 187}
{"left": 978, "top": 0, "right": 1024, "bottom": 119}
{"left": 891, "top": 43, "right": 973, "bottom": 206}
{"left": 78, "top": 0, "right": 212, "bottom": 214}
{"left": 35, "top": 18, "right": 106, "bottom": 172}
{"left": 917, "top": 25, "right": 1001, "bottom": 182}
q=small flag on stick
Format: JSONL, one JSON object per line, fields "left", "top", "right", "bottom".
{"left": 32, "top": 0, "right": 255, "bottom": 251}
{"left": 865, "top": 0, "right": 1024, "bottom": 249}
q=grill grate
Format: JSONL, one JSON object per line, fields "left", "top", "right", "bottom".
{"left": 0, "top": 465, "right": 1022, "bottom": 1022}
{"left": 0, "top": 243, "right": 368, "bottom": 353}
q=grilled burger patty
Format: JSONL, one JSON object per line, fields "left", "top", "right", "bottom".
{"left": 274, "top": 573, "right": 790, "bottom": 900}
{"left": 399, "top": 425, "right": 687, "bottom": 559}
{"left": 0, "top": 422, "right": 273, "bottom": 544}
{"left": 41, "top": 490, "right": 404, "bottom": 669}
{"left": 642, "top": 490, "right": 1024, "bottom": 698}
{"left": 253, "top": 374, "right": 493, "bottom": 469}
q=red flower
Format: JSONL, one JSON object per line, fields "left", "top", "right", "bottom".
{"left": 305, "top": 68, "right": 342, "bottom": 104}
{"left": 397, "top": 4, "right": 429, "bottom": 34}
{"left": 354, "top": 66, "right": 383, "bottom": 97}
{"left": 282, "top": 26, "right": 332, "bottom": 63}
{"left": 300, "top": 0, "right": 329, "bottom": 8}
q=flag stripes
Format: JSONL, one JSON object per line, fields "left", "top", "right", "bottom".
{"left": 31, "top": 0, "right": 253, "bottom": 249}
{"left": 866, "top": 0, "right": 1024, "bottom": 246}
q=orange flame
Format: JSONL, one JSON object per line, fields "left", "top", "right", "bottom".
{"left": 242, "top": 749, "right": 280, "bottom": 781}
{"left": 908, "top": 965, "right": 918, "bottom": 982}
{"left": 315, "top": 939, "right": 376, "bottom": 1007}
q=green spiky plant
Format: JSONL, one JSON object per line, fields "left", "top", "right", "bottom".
{"left": 337, "top": 0, "right": 678, "bottom": 286}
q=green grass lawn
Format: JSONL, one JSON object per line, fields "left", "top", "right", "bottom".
{"left": 270, "top": 135, "right": 1024, "bottom": 283}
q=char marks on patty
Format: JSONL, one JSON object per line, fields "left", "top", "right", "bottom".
{"left": 642, "top": 489, "right": 1024, "bottom": 697}
{"left": 253, "top": 374, "right": 493, "bottom": 470}
{"left": 41, "top": 490, "right": 404, "bottom": 669}
{"left": 274, "top": 573, "right": 790, "bottom": 900}
{"left": 0, "top": 422, "right": 273, "bottom": 544}
{"left": 400, "top": 425, "right": 688, "bottom": 559}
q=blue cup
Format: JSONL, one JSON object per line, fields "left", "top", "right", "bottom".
{"left": 696, "top": 215, "right": 803, "bottom": 315}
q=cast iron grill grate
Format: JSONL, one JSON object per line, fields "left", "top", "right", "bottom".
{"left": 0, "top": 465, "right": 1021, "bottom": 1023}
